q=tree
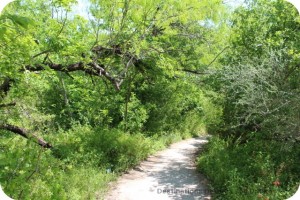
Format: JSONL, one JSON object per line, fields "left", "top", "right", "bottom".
{"left": 0, "top": 0, "right": 226, "bottom": 146}
{"left": 215, "top": 0, "right": 300, "bottom": 141}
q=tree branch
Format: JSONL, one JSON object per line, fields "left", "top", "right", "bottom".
{"left": 87, "top": 62, "right": 123, "bottom": 90}
{"left": 0, "top": 124, "right": 52, "bottom": 148}
{"left": 181, "top": 46, "right": 229, "bottom": 75}
{"left": 206, "top": 46, "right": 229, "bottom": 68}
{"left": 25, "top": 45, "right": 148, "bottom": 91}
{"left": 0, "top": 77, "right": 13, "bottom": 97}
{"left": 181, "top": 69, "right": 211, "bottom": 75}
{"left": 32, "top": 49, "right": 52, "bottom": 59}
{"left": 92, "top": 45, "right": 122, "bottom": 57}
{"left": 0, "top": 102, "right": 16, "bottom": 108}
{"left": 25, "top": 61, "right": 124, "bottom": 90}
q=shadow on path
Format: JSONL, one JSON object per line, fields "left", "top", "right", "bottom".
{"left": 103, "top": 137, "right": 211, "bottom": 200}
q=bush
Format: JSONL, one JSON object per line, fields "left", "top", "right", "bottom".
{"left": 197, "top": 136, "right": 300, "bottom": 200}
{"left": 86, "top": 128, "right": 154, "bottom": 172}
{"left": 0, "top": 126, "right": 116, "bottom": 200}
{"left": 1, "top": 123, "right": 197, "bottom": 199}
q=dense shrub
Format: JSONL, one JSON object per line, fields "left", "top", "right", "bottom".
{"left": 196, "top": 1, "right": 300, "bottom": 199}
{"left": 197, "top": 136, "right": 300, "bottom": 200}
{"left": 0, "top": 133, "right": 116, "bottom": 199}
{"left": 1, "top": 121, "right": 207, "bottom": 199}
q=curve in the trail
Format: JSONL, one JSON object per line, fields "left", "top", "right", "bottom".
{"left": 103, "top": 136, "right": 211, "bottom": 200}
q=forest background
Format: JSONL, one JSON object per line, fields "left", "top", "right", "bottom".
{"left": 0, "top": 0, "right": 299, "bottom": 199}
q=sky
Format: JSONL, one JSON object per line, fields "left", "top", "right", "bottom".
{"left": 72, "top": 0, "right": 90, "bottom": 18}
{"left": 1, "top": 0, "right": 299, "bottom": 17}
{"left": 223, "top": 0, "right": 246, "bottom": 8}
{"left": 71, "top": 0, "right": 246, "bottom": 19}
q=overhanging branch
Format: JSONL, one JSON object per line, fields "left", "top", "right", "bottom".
{"left": 0, "top": 124, "right": 52, "bottom": 148}
{"left": 25, "top": 61, "right": 124, "bottom": 90}
{"left": 26, "top": 44, "right": 150, "bottom": 90}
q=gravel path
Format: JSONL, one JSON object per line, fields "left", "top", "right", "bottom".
{"left": 103, "top": 136, "right": 211, "bottom": 200}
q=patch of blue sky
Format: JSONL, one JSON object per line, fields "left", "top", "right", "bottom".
{"left": 71, "top": 0, "right": 91, "bottom": 18}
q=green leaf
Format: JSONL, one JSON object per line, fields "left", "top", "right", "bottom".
{"left": 6, "top": 14, "right": 33, "bottom": 29}
{"left": 0, "top": 26, "right": 7, "bottom": 39}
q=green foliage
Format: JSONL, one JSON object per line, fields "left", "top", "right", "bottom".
{"left": 218, "top": 51, "right": 300, "bottom": 140}
{"left": 136, "top": 77, "right": 222, "bottom": 135}
{"left": 197, "top": 136, "right": 300, "bottom": 200}
{"left": 119, "top": 92, "right": 149, "bottom": 133}
{"left": 0, "top": 126, "right": 116, "bottom": 200}
{"left": 225, "top": 0, "right": 300, "bottom": 65}
{"left": 209, "top": 0, "right": 300, "bottom": 141}
{"left": 7, "top": 0, "right": 300, "bottom": 199}
{"left": 75, "top": 127, "right": 155, "bottom": 172}
{"left": 196, "top": 1, "right": 300, "bottom": 200}
{"left": 1, "top": 123, "right": 196, "bottom": 199}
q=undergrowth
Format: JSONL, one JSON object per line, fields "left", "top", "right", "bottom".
{"left": 197, "top": 135, "right": 300, "bottom": 200}
{"left": 0, "top": 124, "right": 199, "bottom": 200}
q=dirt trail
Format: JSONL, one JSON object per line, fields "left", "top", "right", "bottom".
{"left": 103, "top": 136, "right": 211, "bottom": 200}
